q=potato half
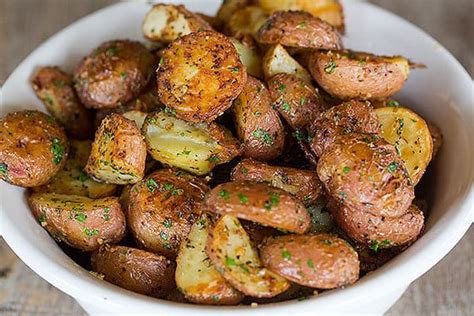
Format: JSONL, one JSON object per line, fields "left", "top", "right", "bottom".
{"left": 226, "top": 6, "right": 268, "bottom": 38}
{"left": 216, "top": 0, "right": 253, "bottom": 22}
{"left": 262, "top": 44, "right": 312, "bottom": 83}
{"left": 230, "top": 38, "right": 263, "bottom": 78}
{"left": 206, "top": 214, "right": 290, "bottom": 297}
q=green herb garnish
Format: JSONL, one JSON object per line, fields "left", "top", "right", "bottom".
{"left": 218, "top": 190, "right": 230, "bottom": 200}
{"left": 307, "top": 259, "right": 314, "bottom": 269}
{"left": 146, "top": 178, "right": 159, "bottom": 192}
{"left": 225, "top": 256, "right": 236, "bottom": 267}
{"left": 343, "top": 166, "right": 350, "bottom": 174}
{"left": 387, "top": 162, "right": 398, "bottom": 173}
{"left": 207, "top": 155, "right": 220, "bottom": 163}
{"left": 252, "top": 128, "right": 273, "bottom": 145}
{"left": 120, "top": 71, "right": 127, "bottom": 80}
{"left": 77, "top": 170, "right": 89, "bottom": 182}
{"left": 74, "top": 213, "right": 87, "bottom": 222}
{"left": 281, "top": 102, "right": 291, "bottom": 112}
{"left": 103, "top": 207, "right": 110, "bottom": 221}
{"left": 293, "top": 129, "right": 304, "bottom": 142}
{"left": 163, "top": 183, "right": 174, "bottom": 191}
{"left": 0, "top": 163, "right": 8, "bottom": 177}
{"left": 324, "top": 60, "right": 337, "bottom": 74}
{"left": 264, "top": 193, "right": 279, "bottom": 211}
{"left": 162, "top": 218, "right": 173, "bottom": 228}
{"left": 238, "top": 193, "right": 249, "bottom": 204}
{"left": 50, "top": 137, "right": 64, "bottom": 165}
{"left": 282, "top": 250, "right": 291, "bottom": 260}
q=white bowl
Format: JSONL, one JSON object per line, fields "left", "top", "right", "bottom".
{"left": 1, "top": 0, "right": 472, "bottom": 314}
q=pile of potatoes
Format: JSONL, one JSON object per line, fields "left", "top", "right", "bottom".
{"left": 0, "top": 0, "right": 442, "bottom": 305}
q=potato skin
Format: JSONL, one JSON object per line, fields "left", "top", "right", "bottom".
{"left": 260, "top": 233, "right": 359, "bottom": 289}
{"left": 0, "top": 110, "right": 68, "bottom": 187}
{"left": 85, "top": 113, "right": 147, "bottom": 184}
{"left": 233, "top": 76, "right": 285, "bottom": 161}
{"left": 309, "top": 100, "right": 380, "bottom": 157}
{"left": 29, "top": 193, "right": 125, "bottom": 251}
{"left": 308, "top": 50, "right": 409, "bottom": 100}
{"left": 91, "top": 245, "right": 175, "bottom": 297}
{"left": 317, "top": 133, "right": 414, "bottom": 218}
{"left": 428, "top": 121, "right": 443, "bottom": 158}
{"left": 157, "top": 31, "right": 246, "bottom": 123}
{"left": 256, "top": 10, "right": 342, "bottom": 50}
{"left": 267, "top": 73, "right": 323, "bottom": 129}
{"left": 231, "top": 158, "right": 323, "bottom": 206}
{"left": 31, "top": 66, "right": 93, "bottom": 139}
{"left": 204, "top": 181, "right": 310, "bottom": 233}
{"left": 127, "top": 169, "right": 209, "bottom": 258}
{"left": 74, "top": 40, "right": 156, "bottom": 109}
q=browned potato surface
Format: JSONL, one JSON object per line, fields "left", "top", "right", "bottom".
{"left": 74, "top": 40, "right": 155, "bottom": 109}
{"left": 233, "top": 76, "right": 285, "bottom": 161}
{"left": 309, "top": 100, "right": 380, "bottom": 157}
{"left": 216, "top": 0, "right": 253, "bottom": 22}
{"left": 31, "top": 66, "right": 93, "bottom": 139}
{"left": 204, "top": 181, "right": 310, "bottom": 233}
{"left": 226, "top": 6, "right": 268, "bottom": 38}
{"left": 85, "top": 113, "right": 147, "bottom": 184}
{"left": 260, "top": 233, "right": 359, "bottom": 289}
{"left": 256, "top": 10, "right": 342, "bottom": 50}
{"left": 29, "top": 193, "right": 125, "bottom": 251}
{"left": 0, "top": 110, "right": 68, "bottom": 187}
{"left": 317, "top": 133, "right": 414, "bottom": 218}
{"left": 267, "top": 73, "right": 323, "bottom": 129}
{"left": 157, "top": 31, "right": 246, "bottom": 123}
{"left": 308, "top": 50, "right": 410, "bottom": 100}
{"left": 127, "top": 169, "right": 209, "bottom": 258}
{"left": 231, "top": 158, "right": 323, "bottom": 206}
{"left": 91, "top": 245, "right": 175, "bottom": 297}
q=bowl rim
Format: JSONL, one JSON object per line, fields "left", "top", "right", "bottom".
{"left": 1, "top": 0, "right": 473, "bottom": 313}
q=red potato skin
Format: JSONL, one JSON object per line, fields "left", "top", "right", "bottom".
{"left": 260, "top": 233, "right": 359, "bottom": 289}
{"left": 204, "top": 181, "right": 310, "bottom": 233}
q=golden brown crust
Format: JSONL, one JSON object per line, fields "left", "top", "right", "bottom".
{"left": 74, "top": 40, "right": 156, "bottom": 109}
{"left": 127, "top": 169, "right": 209, "bottom": 258}
{"left": 309, "top": 100, "right": 380, "bottom": 157}
{"left": 157, "top": 31, "right": 246, "bottom": 123}
{"left": 317, "top": 133, "right": 414, "bottom": 218}
{"left": 31, "top": 66, "right": 93, "bottom": 139}
{"left": 233, "top": 76, "right": 285, "bottom": 161}
{"left": 204, "top": 181, "right": 310, "bottom": 233}
{"left": 0, "top": 110, "right": 68, "bottom": 187}
{"left": 216, "top": 0, "right": 253, "bottom": 22}
{"left": 260, "top": 233, "right": 359, "bottom": 289}
{"left": 256, "top": 10, "right": 342, "bottom": 50}
{"left": 29, "top": 193, "right": 125, "bottom": 251}
{"left": 225, "top": 6, "right": 268, "bottom": 38}
{"left": 91, "top": 245, "right": 175, "bottom": 297}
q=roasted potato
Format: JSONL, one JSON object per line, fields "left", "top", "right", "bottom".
{"left": 330, "top": 201, "right": 424, "bottom": 248}
{"left": 0, "top": 110, "right": 68, "bottom": 187}
{"left": 142, "top": 111, "right": 240, "bottom": 176}
{"left": 256, "top": 10, "right": 342, "bottom": 50}
{"left": 226, "top": 6, "right": 268, "bottom": 38}
{"left": 127, "top": 169, "right": 209, "bottom": 258}
{"left": 32, "top": 140, "right": 117, "bottom": 198}
{"left": 258, "top": 0, "right": 344, "bottom": 31}
{"left": 122, "top": 110, "right": 147, "bottom": 130}
{"left": 308, "top": 50, "right": 410, "bottom": 100}
{"left": 428, "top": 121, "right": 443, "bottom": 158}
{"left": 306, "top": 199, "right": 334, "bottom": 233}
{"left": 309, "top": 100, "right": 380, "bottom": 157}
{"left": 206, "top": 214, "right": 290, "bottom": 297}
{"left": 74, "top": 40, "right": 156, "bottom": 109}
{"left": 85, "top": 114, "right": 146, "bottom": 184}
{"left": 267, "top": 73, "right": 323, "bottom": 129}
{"left": 240, "top": 219, "right": 280, "bottom": 247}
{"left": 231, "top": 158, "right": 323, "bottom": 206}
{"left": 142, "top": 4, "right": 212, "bottom": 42}
{"left": 29, "top": 193, "right": 125, "bottom": 251}
{"left": 317, "top": 133, "right": 414, "bottom": 218}
{"left": 260, "top": 233, "right": 359, "bottom": 289}
{"left": 176, "top": 214, "right": 244, "bottom": 305}
{"left": 233, "top": 76, "right": 286, "bottom": 161}
{"left": 31, "top": 66, "right": 93, "bottom": 139}
{"left": 262, "top": 44, "right": 312, "bottom": 82}
{"left": 375, "top": 107, "right": 433, "bottom": 184}
{"left": 196, "top": 13, "right": 224, "bottom": 31}
{"left": 204, "top": 181, "right": 310, "bottom": 233}
{"left": 91, "top": 245, "right": 175, "bottom": 297}
{"left": 156, "top": 31, "right": 246, "bottom": 123}
{"left": 230, "top": 38, "right": 263, "bottom": 78}
{"left": 216, "top": 0, "right": 253, "bottom": 22}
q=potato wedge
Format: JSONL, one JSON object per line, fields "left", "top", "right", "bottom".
{"left": 176, "top": 214, "right": 244, "bottom": 305}
{"left": 375, "top": 107, "right": 433, "bottom": 184}
{"left": 142, "top": 4, "right": 212, "bottom": 42}
{"left": 206, "top": 214, "right": 290, "bottom": 297}
{"left": 156, "top": 31, "right": 246, "bottom": 123}
{"left": 31, "top": 66, "right": 93, "bottom": 139}
{"left": 230, "top": 38, "right": 263, "bottom": 78}
{"left": 122, "top": 110, "right": 147, "bottom": 130}
{"left": 29, "top": 193, "right": 125, "bottom": 251}
{"left": 216, "top": 0, "right": 252, "bottom": 22}
{"left": 260, "top": 234, "right": 359, "bottom": 289}
{"left": 226, "top": 6, "right": 268, "bottom": 38}
{"left": 32, "top": 140, "right": 117, "bottom": 198}
{"left": 308, "top": 50, "right": 410, "bottom": 100}
{"left": 233, "top": 76, "right": 286, "bottom": 161}
{"left": 231, "top": 158, "right": 323, "bottom": 206}
{"left": 91, "top": 245, "right": 175, "bottom": 297}
{"left": 204, "top": 181, "right": 310, "bottom": 233}
{"left": 128, "top": 169, "right": 209, "bottom": 258}
{"left": 262, "top": 44, "right": 312, "bottom": 83}
{"left": 85, "top": 113, "right": 147, "bottom": 184}
{"left": 256, "top": 10, "right": 342, "bottom": 50}
{"left": 142, "top": 111, "right": 240, "bottom": 176}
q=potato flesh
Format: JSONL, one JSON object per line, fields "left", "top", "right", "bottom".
{"left": 231, "top": 39, "right": 263, "bottom": 78}
{"left": 263, "top": 44, "right": 312, "bottom": 82}
{"left": 122, "top": 110, "right": 147, "bottom": 130}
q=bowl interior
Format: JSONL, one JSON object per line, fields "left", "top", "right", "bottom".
{"left": 1, "top": 0, "right": 472, "bottom": 314}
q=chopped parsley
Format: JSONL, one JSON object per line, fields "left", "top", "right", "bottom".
{"left": 146, "top": 178, "right": 159, "bottom": 192}
{"left": 225, "top": 256, "right": 236, "bottom": 267}
{"left": 231, "top": 66, "right": 240, "bottom": 73}
{"left": 207, "top": 155, "right": 220, "bottom": 163}
{"left": 339, "top": 191, "right": 347, "bottom": 202}
{"left": 160, "top": 231, "right": 169, "bottom": 241}
{"left": 53, "top": 80, "right": 64, "bottom": 88}
{"left": 307, "top": 258, "right": 314, "bottom": 269}
{"left": 164, "top": 106, "right": 176, "bottom": 116}
{"left": 397, "top": 118, "right": 405, "bottom": 136}
{"left": 77, "top": 170, "right": 89, "bottom": 182}
{"left": 343, "top": 166, "right": 350, "bottom": 174}
{"left": 162, "top": 218, "right": 173, "bottom": 228}
{"left": 293, "top": 129, "right": 304, "bottom": 142}
{"left": 324, "top": 60, "right": 337, "bottom": 74}
{"left": 163, "top": 183, "right": 174, "bottom": 191}
{"left": 386, "top": 100, "right": 400, "bottom": 107}
{"left": 264, "top": 193, "right": 279, "bottom": 211}
{"left": 159, "top": 57, "right": 164, "bottom": 66}
{"left": 281, "top": 102, "right": 291, "bottom": 112}
{"left": 282, "top": 250, "right": 291, "bottom": 260}
{"left": 278, "top": 83, "right": 286, "bottom": 92}
{"left": 300, "top": 97, "right": 306, "bottom": 105}
{"left": 106, "top": 46, "right": 118, "bottom": 56}
{"left": 0, "top": 163, "right": 8, "bottom": 177}
{"left": 297, "top": 21, "right": 306, "bottom": 28}
{"left": 252, "top": 128, "right": 273, "bottom": 145}
{"left": 238, "top": 193, "right": 249, "bottom": 204}
{"left": 38, "top": 213, "right": 47, "bottom": 223}
{"left": 120, "top": 71, "right": 127, "bottom": 80}
{"left": 387, "top": 162, "right": 399, "bottom": 173}
{"left": 218, "top": 190, "right": 230, "bottom": 200}
{"left": 84, "top": 228, "right": 99, "bottom": 237}
{"left": 43, "top": 95, "right": 54, "bottom": 105}
{"left": 370, "top": 240, "right": 380, "bottom": 252}
{"left": 103, "top": 207, "right": 110, "bottom": 221}
{"left": 74, "top": 213, "right": 87, "bottom": 222}
{"left": 240, "top": 166, "right": 248, "bottom": 174}
{"left": 50, "top": 137, "right": 64, "bottom": 165}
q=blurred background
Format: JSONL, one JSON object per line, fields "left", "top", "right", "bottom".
{"left": 0, "top": 0, "right": 472, "bottom": 315}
